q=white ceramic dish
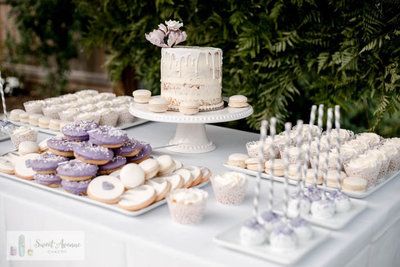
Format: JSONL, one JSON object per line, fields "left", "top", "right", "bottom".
{"left": 214, "top": 221, "right": 329, "bottom": 265}
{"left": 223, "top": 164, "right": 399, "bottom": 199}
{"left": 0, "top": 171, "right": 208, "bottom": 217}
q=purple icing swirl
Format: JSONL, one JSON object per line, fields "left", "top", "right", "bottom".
{"left": 56, "top": 159, "right": 98, "bottom": 177}
{"left": 62, "top": 120, "right": 98, "bottom": 141}
{"left": 26, "top": 153, "right": 68, "bottom": 172}
{"left": 34, "top": 174, "right": 61, "bottom": 186}
{"left": 98, "top": 156, "right": 126, "bottom": 171}
{"left": 61, "top": 179, "right": 91, "bottom": 195}
{"left": 88, "top": 125, "right": 128, "bottom": 145}
{"left": 73, "top": 142, "right": 114, "bottom": 161}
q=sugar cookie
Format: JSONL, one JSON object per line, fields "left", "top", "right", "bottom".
{"left": 161, "top": 174, "right": 184, "bottom": 191}
{"left": 139, "top": 158, "right": 160, "bottom": 179}
{"left": 120, "top": 163, "right": 145, "bottom": 189}
{"left": 15, "top": 153, "right": 40, "bottom": 180}
{"left": 200, "top": 167, "right": 212, "bottom": 183}
{"left": 118, "top": 185, "right": 156, "bottom": 211}
{"left": 87, "top": 175, "right": 125, "bottom": 204}
{"left": 174, "top": 168, "right": 193, "bottom": 188}
{"left": 186, "top": 166, "right": 202, "bottom": 186}
{"left": 146, "top": 177, "right": 171, "bottom": 201}
{"left": 0, "top": 157, "right": 15, "bottom": 174}
{"left": 157, "top": 155, "right": 175, "bottom": 176}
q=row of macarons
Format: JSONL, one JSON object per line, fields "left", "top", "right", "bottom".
{"left": 132, "top": 89, "right": 249, "bottom": 114}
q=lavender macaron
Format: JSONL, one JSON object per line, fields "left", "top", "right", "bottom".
{"left": 34, "top": 173, "right": 62, "bottom": 187}
{"left": 26, "top": 153, "right": 68, "bottom": 174}
{"left": 62, "top": 120, "right": 98, "bottom": 141}
{"left": 127, "top": 143, "right": 152, "bottom": 163}
{"left": 57, "top": 159, "right": 98, "bottom": 181}
{"left": 61, "top": 179, "right": 91, "bottom": 195}
{"left": 98, "top": 156, "right": 127, "bottom": 174}
{"left": 114, "top": 138, "right": 143, "bottom": 157}
{"left": 88, "top": 125, "right": 128, "bottom": 148}
{"left": 47, "top": 136, "right": 77, "bottom": 157}
{"left": 73, "top": 142, "right": 114, "bottom": 165}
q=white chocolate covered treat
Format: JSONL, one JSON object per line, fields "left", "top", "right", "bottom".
{"left": 240, "top": 218, "right": 268, "bottom": 246}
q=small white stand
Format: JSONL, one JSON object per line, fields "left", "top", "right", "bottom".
{"left": 129, "top": 101, "right": 253, "bottom": 153}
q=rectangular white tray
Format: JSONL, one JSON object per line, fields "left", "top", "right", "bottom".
{"left": 223, "top": 164, "right": 399, "bottom": 199}
{"left": 13, "top": 118, "right": 148, "bottom": 135}
{"left": 0, "top": 171, "right": 208, "bottom": 217}
{"left": 214, "top": 221, "right": 330, "bottom": 265}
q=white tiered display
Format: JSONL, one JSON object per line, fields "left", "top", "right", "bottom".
{"left": 129, "top": 100, "right": 253, "bottom": 153}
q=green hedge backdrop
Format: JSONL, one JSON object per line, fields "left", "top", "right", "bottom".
{"left": 4, "top": 0, "right": 400, "bottom": 136}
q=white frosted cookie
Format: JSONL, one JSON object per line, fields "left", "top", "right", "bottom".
{"left": 38, "top": 138, "right": 50, "bottom": 152}
{"left": 157, "top": 155, "right": 175, "bottom": 176}
{"left": 0, "top": 157, "right": 15, "bottom": 174}
{"left": 139, "top": 158, "right": 160, "bottom": 180}
{"left": 18, "top": 141, "right": 40, "bottom": 155}
{"left": 174, "top": 160, "right": 183, "bottom": 170}
{"left": 15, "top": 153, "right": 40, "bottom": 180}
{"left": 186, "top": 166, "right": 202, "bottom": 186}
{"left": 118, "top": 185, "right": 156, "bottom": 211}
{"left": 200, "top": 167, "right": 212, "bottom": 183}
{"left": 161, "top": 174, "right": 184, "bottom": 191}
{"left": 120, "top": 163, "right": 145, "bottom": 189}
{"left": 109, "top": 169, "right": 121, "bottom": 178}
{"left": 174, "top": 168, "right": 193, "bottom": 188}
{"left": 87, "top": 175, "right": 125, "bottom": 204}
{"left": 146, "top": 177, "right": 171, "bottom": 201}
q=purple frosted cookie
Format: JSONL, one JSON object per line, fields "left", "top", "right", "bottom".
{"left": 88, "top": 125, "right": 128, "bottom": 148}
{"left": 62, "top": 120, "right": 98, "bottom": 141}
{"left": 73, "top": 142, "right": 114, "bottom": 165}
{"left": 127, "top": 143, "right": 152, "bottom": 163}
{"left": 47, "top": 136, "right": 77, "bottom": 157}
{"left": 57, "top": 159, "right": 98, "bottom": 181}
{"left": 114, "top": 138, "right": 143, "bottom": 157}
{"left": 61, "top": 179, "right": 91, "bottom": 195}
{"left": 34, "top": 173, "right": 62, "bottom": 187}
{"left": 26, "top": 153, "right": 68, "bottom": 174}
{"left": 98, "top": 156, "right": 127, "bottom": 174}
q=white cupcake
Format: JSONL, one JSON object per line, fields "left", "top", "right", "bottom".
{"left": 355, "top": 132, "right": 382, "bottom": 148}
{"left": 382, "top": 139, "right": 400, "bottom": 174}
{"left": 246, "top": 138, "right": 280, "bottom": 159}
{"left": 365, "top": 149, "right": 390, "bottom": 182}
{"left": 42, "top": 105, "right": 62, "bottom": 119}
{"left": 59, "top": 108, "right": 80, "bottom": 122}
{"left": 167, "top": 188, "right": 208, "bottom": 224}
{"left": 9, "top": 109, "right": 25, "bottom": 122}
{"left": 114, "top": 106, "right": 135, "bottom": 125}
{"left": 23, "top": 100, "right": 44, "bottom": 114}
{"left": 344, "top": 155, "right": 381, "bottom": 188}
{"left": 211, "top": 172, "right": 248, "bottom": 205}
{"left": 10, "top": 127, "right": 37, "bottom": 148}
{"left": 98, "top": 108, "right": 119, "bottom": 126}
{"left": 76, "top": 112, "right": 100, "bottom": 124}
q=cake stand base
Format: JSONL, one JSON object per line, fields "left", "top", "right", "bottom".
{"left": 168, "top": 123, "right": 216, "bottom": 153}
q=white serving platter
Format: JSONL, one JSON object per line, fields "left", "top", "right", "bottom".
{"left": 0, "top": 133, "right": 10, "bottom": 141}
{"left": 12, "top": 118, "right": 148, "bottom": 135}
{"left": 223, "top": 164, "right": 399, "bottom": 199}
{"left": 214, "top": 221, "right": 330, "bottom": 265}
{"left": 0, "top": 171, "right": 208, "bottom": 217}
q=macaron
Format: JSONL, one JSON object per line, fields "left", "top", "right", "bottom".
{"left": 227, "top": 153, "right": 249, "bottom": 169}
{"left": 133, "top": 89, "right": 152, "bottom": 103}
{"left": 245, "top": 158, "right": 264, "bottom": 171}
{"left": 148, "top": 97, "right": 168, "bottom": 113}
{"left": 179, "top": 101, "right": 200, "bottom": 115}
{"left": 119, "top": 163, "right": 145, "bottom": 189}
{"left": 342, "top": 177, "right": 368, "bottom": 192}
{"left": 38, "top": 117, "right": 50, "bottom": 128}
{"left": 264, "top": 159, "right": 285, "bottom": 177}
{"left": 139, "top": 158, "right": 160, "bottom": 179}
{"left": 228, "top": 95, "right": 249, "bottom": 108}
{"left": 9, "top": 109, "right": 25, "bottom": 122}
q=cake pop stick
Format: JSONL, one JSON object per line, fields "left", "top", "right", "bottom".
{"left": 0, "top": 72, "right": 7, "bottom": 119}
{"left": 267, "top": 117, "right": 277, "bottom": 210}
{"left": 335, "top": 106, "right": 343, "bottom": 191}
{"left": 311, "top": 104, "right": 324, "bottom": 187}
{"left": 321, "top": 108, "right": 333, "bottom": 197}
{"left": 294, "top": 120, "right": 304, "bottom": 195}
{"left": 252, "top": 120, "right": 268, "bottom": 220}
{"left": 283, "top": 122, "right": 292, "bottom": 220}
{"left": 302, "top": 106, "right": 317, "bottom": 189}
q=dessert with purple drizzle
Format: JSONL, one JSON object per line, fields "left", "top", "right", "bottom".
{"left": 73, "top": 142, "right": 114, "bottom": 165}
{"left": 47, "top": 136, "right": 77, "bottom": 157}
{"left": 57, "top": 159, "right": 98, "bottom": 181}
{"left": 240, "top": 217, "right": 267, "bottom": 246}
{"left": 26, "top": 153, "right": 68, "bottom": 174}
{"left": 61, "top": 120, "right": 98, "bottom": 141}
{"left": 34, "top": 173, "right": 62, "bottom": 188}
{"left": 61, "top": 179, "right": 91, "bottom": 195}
{"left": 114, "top": 138, "right": 143, "bottom": 157}
{"left": 98, "top": 156, "right": 127, "bottom": 175}
{"left": 88, "top": 125, "right": 128, "bottom": 148}
{"left": 127, "top": 143, "right": 152, "bottom": 163}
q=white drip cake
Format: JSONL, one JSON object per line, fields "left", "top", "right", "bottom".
{"left": 160, "top": 46, "right": 224, "bottom": 111}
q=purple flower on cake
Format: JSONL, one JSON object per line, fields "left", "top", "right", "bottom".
{"left": 145, "top": 20, "right": 187, "bottom": 48}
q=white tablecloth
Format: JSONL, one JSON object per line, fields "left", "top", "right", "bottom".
{"left": 0, "top": 122, "right": 399, "bottom": 267}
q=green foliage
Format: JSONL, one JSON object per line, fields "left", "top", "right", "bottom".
{"left": 5, "top": 0, "right": 400, "bottom": 135}
{"left": 5, "top": 0, "right": 83, "bottom": 95}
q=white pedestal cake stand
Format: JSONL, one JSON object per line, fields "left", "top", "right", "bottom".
{"left": 129, "top": 102, "right": 253, "bottom": 153}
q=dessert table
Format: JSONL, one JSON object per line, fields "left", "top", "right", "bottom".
{"left": 0, "top": 122, "right": 399, "bottom": 267}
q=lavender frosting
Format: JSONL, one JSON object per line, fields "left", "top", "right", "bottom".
{"left": 98, "top": 156, "right": 126, "bottom": 171}
{"left": 56, "top": 160, "right": 98, "bottom": 177}
{"left": 26, "top": 153, "right": 68, "bottom": 171}
{"left": 88, "top": 125, "right": 128, "bottom": 145}
{"left": 47, "top": 137, "right": 76, "bottom": 152}
{"left": 34, "top": 174, "right": 61, "bottom": 186}
{"left": 272, "top": 223, "right": 295, "bottom": 236}
{"left": 128, "top": 143, "right": 152, "bottom": 161}
{"left": 114, "top": 139, "right": 143, "bottom": 156}
{"left": 61, "top": 179, "right": 91, "bottom": 195}
{"left": 260, "top": 210, "right": 281, "bottom": 223}
{"left": 62, "top": 120, "right": 98, "bottom": 141}
{"left": 73, "top": 142, "right": 114, "bottom": 161}
{"left": 289, "top": 217, "right": 309, "bottom": 228}
{"left": 243, "top": 218, "right": 265, "bottom": 231}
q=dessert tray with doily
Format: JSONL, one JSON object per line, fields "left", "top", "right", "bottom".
{"left": 214, "top": 221, "right": 330, "bottom": 265}
{"left": 0, "top": 168, "right": 209, "bottom": 217}
{"left": 129, "top": 100, "right": 253, "bottom": 153}
{"left": 223, "top": 164, "right": 400, "bottom": 199}
{"left": 12, "top": 119, "right": 148, "bottom": 136}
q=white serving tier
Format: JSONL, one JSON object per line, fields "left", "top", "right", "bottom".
{"left": 129, "top": 100, "right": 253, "bottom": 153}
